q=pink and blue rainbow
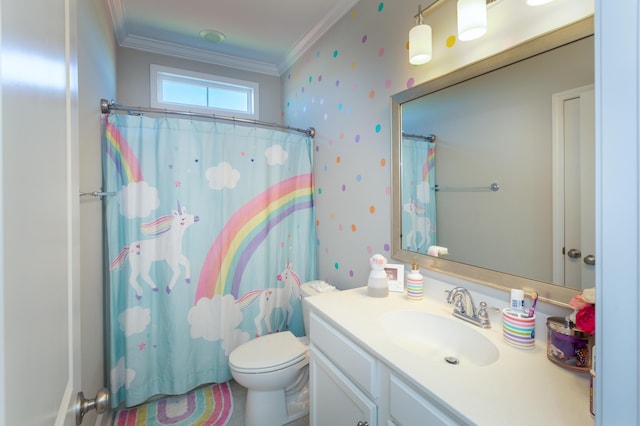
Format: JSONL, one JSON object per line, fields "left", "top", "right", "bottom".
{"left": 195, "top": 173, "right": 313, "bottom": 302}
{"left": 105, "top": 121, "right": 144, "bottom": 184}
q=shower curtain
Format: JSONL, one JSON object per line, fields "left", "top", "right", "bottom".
{"left": 103, "top": 113, "right": 316, "bottom": 408}
{"left": 401, "top": 136, "right": 436, "bottom": 253}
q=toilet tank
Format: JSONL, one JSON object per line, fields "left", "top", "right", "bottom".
{"left": 300, "top": 280, "right": 337, "bottom": 335}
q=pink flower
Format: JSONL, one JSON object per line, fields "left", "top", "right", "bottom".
{"left": 569, "top": 294, "right": 592, "bottom": 311}
{"left": 570, "top": 288, "right": 596, "bottom": 335}
{"left": 575, "top": 304, "right": 596, "bottom": 335}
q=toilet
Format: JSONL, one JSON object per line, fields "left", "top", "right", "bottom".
{"left": 229, "top": 280, "right": 338, "bottom": 426}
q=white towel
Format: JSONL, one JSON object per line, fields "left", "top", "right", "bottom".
{"left": 310, "top": 280, "right": 336, "bottom": 292}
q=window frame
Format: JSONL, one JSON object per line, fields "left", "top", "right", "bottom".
{"left": 150, "top": 64, "right": 259, "bottom": 119}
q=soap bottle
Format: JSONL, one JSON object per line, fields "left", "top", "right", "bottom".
{"left": 407, "top": 258, "right": 423, "bottom": 301}
{"left": 367, "top": 254, "right": 389, "bottom": 297}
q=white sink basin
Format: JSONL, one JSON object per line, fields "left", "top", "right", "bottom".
{"left": 381, "top": 310, "right": 499, "bottom": 367}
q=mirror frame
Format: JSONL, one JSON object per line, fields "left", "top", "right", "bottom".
{"left": 391, "top": 16, "right": 594, "bottom": 308}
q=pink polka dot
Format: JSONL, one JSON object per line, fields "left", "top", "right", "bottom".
{"left": 338, "top": 224, "right": 343, "bottom": 231}
{"left": 385, "top": 186, "right": 391, "bottom": 195}
{"left": 407, "top": 77, "right": 415, "bottom": 88}
{"left": 366, "top": 245, "right": 373, "bottom": 254}
{"left": 378, "top": 48, "right": 384, "bottom": 57}
{"left": 385, "top": 79, "right": 392, "bottom": 89}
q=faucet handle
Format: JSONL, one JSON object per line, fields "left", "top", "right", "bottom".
{"left": 477, "top": 301, "right": 491, "bottom": 328}
{"left": 453, "top": 293, "right": 466, "bottom": 314}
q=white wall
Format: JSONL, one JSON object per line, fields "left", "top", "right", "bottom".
{"left": 77, "top": 0, "right": 117, "bottom": 423}
{"left": 116, "top": 48, "right": 283, "bottom": 125}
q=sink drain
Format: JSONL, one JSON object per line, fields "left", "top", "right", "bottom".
{"left": 444, "top": 356, "right": 460, "bottom": 365}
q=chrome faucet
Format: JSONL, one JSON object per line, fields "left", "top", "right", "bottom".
{"left": 446, "top": 287, "right": 491, "bottom": 329}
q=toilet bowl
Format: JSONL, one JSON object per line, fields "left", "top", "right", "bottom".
{"left": 229, "top": 280, "right": 338, "bottom": 426}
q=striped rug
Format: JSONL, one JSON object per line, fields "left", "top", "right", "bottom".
{"left": 114, "top": 382, "right": 233, "bottom": 426}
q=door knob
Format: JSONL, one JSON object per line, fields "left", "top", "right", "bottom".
{"left": 567, "top": 248, "right": 582, "bottom": 259}
{"left": 584, "top": 254, "right": 596, "bottom": 266}
{"left": 75, "top": 388, "right": 109, "bottom": 425}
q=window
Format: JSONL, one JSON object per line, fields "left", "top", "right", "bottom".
{"left": 150, "top": 65, "right": 259, "bottom": 119}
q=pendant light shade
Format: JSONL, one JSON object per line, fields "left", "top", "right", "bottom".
{"left": 409, "top": 23, "right": 432, "bottom": 65}
{"left": 457, "top": 0, "right": 487, "bottom": 41}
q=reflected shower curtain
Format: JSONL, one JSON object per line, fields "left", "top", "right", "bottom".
{"left": 103, "top": 114, "right": 316, "bottom": 408}
{"left": 401, "top": 137, "right": 436, "bottom": 253}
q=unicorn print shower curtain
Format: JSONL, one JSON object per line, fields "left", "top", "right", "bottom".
{"left": 103, "top": 114, "right": 316, "bottom": 408}
{"left": 401, "top": 136, "right": 436, "bottom": 253}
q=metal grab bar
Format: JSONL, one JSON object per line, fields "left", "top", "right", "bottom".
{"left": 434, "top": 182, "right": 500, "bottom": 192}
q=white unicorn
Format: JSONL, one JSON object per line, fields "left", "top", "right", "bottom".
{"left": 253, "top": 261, "right": 301, "bottom": 337}
{"left": 403, "top": 198, "right": 432, "bottom": 251}
{"left": 111, "top": 206, "right": 199, "bottom": 299}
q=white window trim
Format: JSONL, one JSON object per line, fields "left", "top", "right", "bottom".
{"left": 150, "top": 64, "right": 259, "bottom": 119}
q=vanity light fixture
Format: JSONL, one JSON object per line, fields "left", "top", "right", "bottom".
{"left": 457, "top": 0, "right": 487, "bottom": 41}
{"left": 409, "top": 5, "right": 433, "bottom": 65}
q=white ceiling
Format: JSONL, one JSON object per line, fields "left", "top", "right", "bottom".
{"left": 106, "top": 0, "right": 361, "bottom": 76}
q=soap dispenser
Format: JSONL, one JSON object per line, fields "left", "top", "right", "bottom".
{"left": 367, "top": 254, "right": 389, "bottom": 297}
{"left": 407, "top": 258, "right": 423, "bottom": 301}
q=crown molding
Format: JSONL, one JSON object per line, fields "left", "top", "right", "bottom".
{"left": 278, "top": 0, "right": 360, "bottom": 75}
{"left": 120, "top": 34, "right": 281, "bottom": 76}
{"left": 106, "top": 0, "right": 127, "bottom": 45}
{"left": 106, "top": 0, "right": 356, "bottom": 76}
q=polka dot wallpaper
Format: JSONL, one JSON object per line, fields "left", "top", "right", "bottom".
{"left": 280, "top": 0, "right": 593, "bottom": 288}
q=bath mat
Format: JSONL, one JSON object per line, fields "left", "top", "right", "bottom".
{"left": 114, "top": 382, "right": 233, "bottom": 425}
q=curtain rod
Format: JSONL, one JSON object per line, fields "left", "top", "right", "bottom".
{"left": 402, "top": 132, "right": 436, "bottom": 143}
{"left": 100, "top": 99, "right": 315, "bottom": 138}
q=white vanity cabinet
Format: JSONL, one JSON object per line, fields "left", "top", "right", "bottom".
{"left": 310, "top": 311, "right": 463, "bottom": 426}
{"left": 310, "top": 312, "right": 378, "bottom": 426}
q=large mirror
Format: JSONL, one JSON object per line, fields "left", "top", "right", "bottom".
{"left": 391, "top": 17, "right": 594, "bottom": 307}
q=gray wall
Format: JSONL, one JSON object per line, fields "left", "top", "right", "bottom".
{"left": 116, "top": 48, "right": 283, "bottom": 124}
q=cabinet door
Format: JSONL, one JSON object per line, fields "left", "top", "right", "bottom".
{"left": 389, "top": 375, "right": 459, "bottom": 426}
{"left": 311, "top": 346, "right": 377, "bottom": 426}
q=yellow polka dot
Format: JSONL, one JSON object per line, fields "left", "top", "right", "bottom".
{"left": 406, "top": 40, "right": 410, "bottom": 50}
{"left": 352, "top": 10, "right": 357, "bottom": 19}
{"left": 351, "top": 61, "right": 357, "bottom": 70}
{"left": 446, "top": 35, "right": 456, "bottom": 48}
{"left": 330, "top": 213, "right": 335, "bottom": 220}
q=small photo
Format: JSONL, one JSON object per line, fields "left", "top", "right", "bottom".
{"left": 385, "top": 263, "right": 405, "bottom": 292}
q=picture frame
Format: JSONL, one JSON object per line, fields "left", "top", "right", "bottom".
{"left": 384, "top": 263, "right": 405, "bottom": 292}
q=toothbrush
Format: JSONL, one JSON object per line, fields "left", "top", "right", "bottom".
{"left": 528, "top": 291, "right": 538, "bottom": 317}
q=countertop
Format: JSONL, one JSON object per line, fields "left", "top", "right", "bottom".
{"left": 307, "top": 286, "right": 593, "bottom": 425}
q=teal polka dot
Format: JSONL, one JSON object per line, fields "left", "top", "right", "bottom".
{"left": 338, "top": 103, "right": 343, "bottom": 110}
{"left": 309, "top": 76, "right": 313, "bottom": 83}
{"left": 318, "top": 187, "right": 323, "bottom": 195}
{"left": 334, "top": 262, "right": 340, "bottom": 270}
{"left": 375, "top": 124, "right": 381, "bottom": 133}
{"left": 378, "top": 2, "right": 384, "bottom": 12}
{"left": 333, "top": 50, "right": 339, "bottom": 58}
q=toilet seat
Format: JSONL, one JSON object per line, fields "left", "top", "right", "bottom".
{"left": 229, "top": 331, "right": 308, "bottom": 374}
